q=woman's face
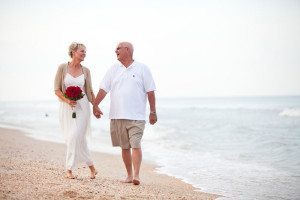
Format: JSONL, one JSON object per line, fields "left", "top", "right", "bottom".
{"left": 72, "top": 46, "right": 86, "bottom": 61}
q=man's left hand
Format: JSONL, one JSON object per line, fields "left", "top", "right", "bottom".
{"left": 149, "top": 113, "right": 157, "bottom": 125}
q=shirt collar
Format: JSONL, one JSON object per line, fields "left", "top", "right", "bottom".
{"left": 118, "top": 60, "right": 136, "bottom": 69}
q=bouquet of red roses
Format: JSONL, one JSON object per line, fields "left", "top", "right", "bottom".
{"left": 64, "top": 86, "right": 85, "bottom": 118}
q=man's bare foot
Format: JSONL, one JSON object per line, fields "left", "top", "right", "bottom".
{"left": 90, "top": 170, "right": 98, "bottom": 179}
{"left": 65, "top": 171, "right": 77, "bottom": 179}
{"left": 121, "top": 176, "right": 133, "bottom": 183}
{"left": 132, "top": 178, "right": 140, "bottom": 185}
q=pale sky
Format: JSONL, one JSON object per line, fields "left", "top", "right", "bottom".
{"left": 0, "top": 0, "right": 299, "bottom": 101}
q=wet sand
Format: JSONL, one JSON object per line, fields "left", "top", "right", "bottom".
{"left": 0, "top": 127, "right": 219, "bottom": 199}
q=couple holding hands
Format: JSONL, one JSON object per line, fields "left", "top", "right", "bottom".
{"left": 54, "top": 41, "right": 157, "bottom": 185}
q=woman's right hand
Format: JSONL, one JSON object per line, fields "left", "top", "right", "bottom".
{"left": 67, "top": 100, "right": 77, "bottom": 108}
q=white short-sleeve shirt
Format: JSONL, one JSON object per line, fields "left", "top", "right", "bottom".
{"left": 100, "top": 61, "right": 156, "bottom": 120}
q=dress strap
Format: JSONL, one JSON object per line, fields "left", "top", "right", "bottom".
{"left": 81, "top": 66, "right": 85, "bottom": 79}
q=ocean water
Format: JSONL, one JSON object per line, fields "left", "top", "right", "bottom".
{"left": 0, "top": 96, "right": 300, "bottom": 200}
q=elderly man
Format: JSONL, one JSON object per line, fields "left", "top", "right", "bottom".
{"left": 93, "top": 42, "right": 157, "bottom": 185}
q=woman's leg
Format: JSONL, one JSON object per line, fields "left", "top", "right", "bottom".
{"left": 88, "top": 164, "right": 97, "bottom": 179}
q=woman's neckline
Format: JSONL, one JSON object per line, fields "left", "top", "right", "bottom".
{"left": 66, "top": 72, "right": 84, "bottom": 79}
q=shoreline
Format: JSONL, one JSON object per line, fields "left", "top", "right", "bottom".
{"left": 0, "top": 127, "right": 220, "bottom": 199}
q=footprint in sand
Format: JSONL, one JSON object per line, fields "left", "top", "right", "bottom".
{"left": 63, "top": 191, "right": 78, "bottom": 198}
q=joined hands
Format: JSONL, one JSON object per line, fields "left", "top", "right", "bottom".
{"left": 93, "top": 105, "right": 103, "bottom": 118}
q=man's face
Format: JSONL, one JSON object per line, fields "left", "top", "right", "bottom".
{"left": 115, "top": 44, "right": 127, "bottom": 61}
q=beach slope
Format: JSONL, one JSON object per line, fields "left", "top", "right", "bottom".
{"left": 0, "top": 128, "right": 219, "bottom": 199}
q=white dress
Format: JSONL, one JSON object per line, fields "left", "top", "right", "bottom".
{"left": 59, "top": 73, "right": 93, "bottom": 170}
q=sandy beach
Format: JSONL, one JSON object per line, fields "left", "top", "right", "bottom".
{"left": 0, "top": 127, "right": 219, "bottom": 200}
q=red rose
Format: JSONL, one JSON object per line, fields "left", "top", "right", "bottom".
{"left": 64, "top": 86, "right": 85, "bottom": 118}
{"left": 64, "top": 86, "right": 84, "bottom": 101}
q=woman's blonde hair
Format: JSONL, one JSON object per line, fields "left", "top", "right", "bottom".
{"left": 68, "top": 42, "right": 86, "bottom": 58}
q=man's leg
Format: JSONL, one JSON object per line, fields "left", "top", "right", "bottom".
{"left": 132, "top": 148, "right": 142, "bottom": 185}
{"left": 122, "top": 148, "right": 133, "bottom": 183}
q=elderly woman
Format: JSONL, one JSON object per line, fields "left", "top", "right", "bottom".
{"left": 54, "top": 42, "right": 97, "bottom": 179}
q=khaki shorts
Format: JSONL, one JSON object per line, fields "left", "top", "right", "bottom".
{"left": 110, "top": 119, "right": 146, "bottom": 149}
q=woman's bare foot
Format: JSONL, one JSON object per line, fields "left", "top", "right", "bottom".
{"left": 65, "top": 170, "right": 77, "bottom": 179}
{"left": 89, "top": 165, "right": 97, "bottom": 179}
{"left": 90, "top": 170, "right": 98, "bottom": 179}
